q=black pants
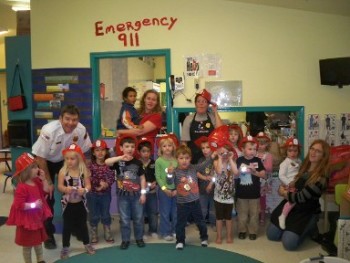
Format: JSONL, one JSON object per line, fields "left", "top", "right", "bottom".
{"left": 62, "top": 202, "right": 89, "bottom": 247}
{"left": 44, "top": 160, "right": 64, "bottom": 237}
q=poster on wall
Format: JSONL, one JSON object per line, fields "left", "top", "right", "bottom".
{"left": 324, "top": 114, "right": 337, "bottom": 146}
{"left": 339, "top": 113, "right": 350, "bottom": 145}
{"left": 202, "top": 53, "right": 222, "bottom": 78}
{"left": 307, "top": 114, "right": 320, "bottom": 147}
{"left": 184, "top": 55, "right": 201, "bottom": 77}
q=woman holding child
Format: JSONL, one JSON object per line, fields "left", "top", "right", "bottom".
{"left": 267, "top": 139, "right": 330, "bottom": 251}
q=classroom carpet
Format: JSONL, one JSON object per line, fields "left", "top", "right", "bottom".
{"left": 54, "top": 243, "right": 262, "bottom": 263}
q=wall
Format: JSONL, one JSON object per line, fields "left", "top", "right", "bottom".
{"left": 30, "top": 0, "right": 350, "bottom": 139}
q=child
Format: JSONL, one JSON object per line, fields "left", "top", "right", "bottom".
{"left": 155, "top": 134, "right": 178, "bottom": 241}
{"left": 195, "top": 136, "right": 216, "bottom": 229}
{"left": 7, "top": 153, "right": 52, "bottom": 263}
{"left": 58, "top": 144, "right": 95, "bottom": 259}
{"left": 171, "top": 145, "right": 215, "bottom": 250}
{"left": 105, "top": 135, "right": 147, "bottom": 250}
{"left": 207, "top": 144, "right": 239, "bottom": 244}
{"left": 278, "top": 137, "right": 301, "bottom": 229}
{"left": 255, "top": 132, "right": 273, "bottom": 225}
{"left": 87, "top": 139, "right": 115, "bottom": 244}
{"left": 229, "top": 124, "right": 243, "bottom": 157}
{"left": 236, "top": 136, "right": 266, "bottom": 240}
{"left": 116, "top": 86, "right": 141, "bottom": 130}
{"left": 138, "top": 137, "right": 158, "bottom": 238}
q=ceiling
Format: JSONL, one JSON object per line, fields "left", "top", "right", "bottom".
{"left": 0, "top": 0, "right": 350, "bottom": 16}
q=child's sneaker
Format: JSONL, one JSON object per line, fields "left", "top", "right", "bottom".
{"left": 85, "top": 244, "right": 96, "bottom": 255}
{"left": 164, "top": 235, "right": 174, "bottom": 241}
{"left": 176, "top": 242, "right": 184, "bottom": 250}
{"left": 201, "top": 240, "right": 208, "bottom": 247}
{"left": 60, "top": 247, "right": 69, "bottom": 259}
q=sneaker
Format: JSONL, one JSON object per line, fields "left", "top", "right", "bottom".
{"left": 60, "top": 247, "right": 69, "bottom": 259}
{"left": 201, "top": 240, "right": 208, "bottom": 247}
{"left": 120, "top": 241, "right": 130, "bottom": 250}
{"left": 44, "top": 236, "right": 57, "bottom": 250}
{"left": 136, "top": 239, "right": 145, "bottom": 248}
{"left": 85, "top": 244, "right": 96, "bottom": 255}
{"left": 164, "top": 235, "right": 174, "bottom": 241}
{"left": 238, "top": 232, "right": 246, "bottom": 240}
{"left": 249, "top": 234, "right": 257, "bottom": 240}
{"left": 151, "top": 233, "right": 159, "bottom": 239}
{"left": 176, "top": 242, "right": 184, "bottom": 250}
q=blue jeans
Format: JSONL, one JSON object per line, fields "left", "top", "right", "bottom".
{"left": 176, "top": 200, "right": 208, "bottom": 244}
{"left": 118, "top": 194, "right": 144, "bottom": 241}
{"left": 158, "top": 188, "right": 177, "bottom": 237}
{"left": 199, "top": 194, "right": 216, "bottom": 226}
{"left": 266, "top": 214, "right": 318, "bottom": 251}
{"left": 87, "top": 192, "right": 112, "bottom": 226}
{"left": 144, "top": 191, "right": 158, "bottom": 234}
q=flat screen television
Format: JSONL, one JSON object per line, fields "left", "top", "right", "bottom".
{"left": 319, "top": 57, "right": 350, "bottom": 88}
{"left": 7, "top": 120, "right": 32, "bottom": 147}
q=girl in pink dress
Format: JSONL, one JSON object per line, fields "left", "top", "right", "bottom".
{"left": 7, "top": 153, "right": 52, "bottom": 263}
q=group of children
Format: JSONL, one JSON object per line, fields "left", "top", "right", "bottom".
{"left": 7, "top": 116, "right": 303, "bottom": 262}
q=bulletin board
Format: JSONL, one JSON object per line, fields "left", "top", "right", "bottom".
{"left": 32, "top": 68, "right": 92, "bottom": 140}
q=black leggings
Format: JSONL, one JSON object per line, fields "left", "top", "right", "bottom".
{"left": 62, "top": 202, "right": 89, "bottom": 247}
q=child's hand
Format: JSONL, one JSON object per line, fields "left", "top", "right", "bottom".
{"left": 37, "top": 169, "right": 46, "bottom": 181}
{"left": 139, "top": 194, "right": 146, "bottom": 204}
{"left": 228, "top": 151, "right": 235, "bottom": 160}
{"left": 65, "top": 186, "right": 74, "bottom": 194}
{"left": 172, "top": 190, "right": 177, "bottom": 197}
{"left": 167, "top": 163, "right": 174, "bottom": 174}
{"left": 136, "top": 125, "right": 144, "bottom": 130}
{"left": 121, "top": 154, "right": 133, "bottom": 162}
{"left": 211, "top": 151, "right": 218, "bottom": 159}
{"left": 77, "top": 187, "right": 86, "bottom": 196}
{"left": 150, "top": 181, "right": 157, "bottom": 190}
{"left": 100, "top": 181, "right": 108, "bottom": 189}
{"left": 35, "top": 199, "right": 43, "bottom": 209}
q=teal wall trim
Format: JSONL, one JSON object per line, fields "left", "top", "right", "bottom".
{"left": 5, "top": 36, "right": 33, "bottom": 165}
{"left": 90, "top": 49, "right": 171, "bottom": 140}
{"left": 173, "top": 106, "right": 305, "bottom": 157}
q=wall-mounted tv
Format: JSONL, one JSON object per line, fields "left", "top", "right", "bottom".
{"left": 7, "top": 120, "right": 32, "bottom": 147}
{"left": 319, "top": 57, "right": 350, "bottom": 88}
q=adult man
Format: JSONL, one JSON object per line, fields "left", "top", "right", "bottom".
{"left": 32, "top": 105, "right": 92, "bottom": 249}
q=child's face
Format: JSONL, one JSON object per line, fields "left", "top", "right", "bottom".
{"left": 177, "top": 153, "right": 191, "bottom": 169}
{"left": 139, "top": 146, "right": 151, "bottom": 160}
{"left": 64, "top": 153, "right": 80, "bottom": 169}
{"left": 125, "top": 91, "right": 137, "bottom": 105}
{"left": 161, "top": 141, "right": 174, "bottom": 156}
{"left": 229, "top": 130, "right": 239, "bottom": 144}
{"left": 201, "top": 142, "right": 212, "bottom": 157}
{"left": 257, "top": 139, "right": 268, "bottom": 151}
{"left": 120, "top": 142, "right": 136, "bottom": 156}
{"left": 242, "top": 142, "right": 257, "bottom": 159}
{"left": 29, "top": 163, "right": 40, "bottom": 179}
{"left": 93, "top": 147, "right": 107, "bottom": 161}
{"left": 218, "top": 146, "right": 230, "bottom": 160}
{"left": 287, "top": 146, "right": 299, "bottom": 159}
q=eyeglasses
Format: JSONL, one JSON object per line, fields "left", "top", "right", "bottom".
{"left": 309, "top": 147, "right": 323, "bottom": 155}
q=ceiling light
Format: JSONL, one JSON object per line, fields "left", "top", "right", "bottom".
{"left": 12, "top": 5, "right": 30, "bottom": 11}
{"left": 0, "top": 28, "right": 9, "bottom": 35}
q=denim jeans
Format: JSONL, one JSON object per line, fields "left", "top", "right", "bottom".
{"left": 144, "top": 191, "right": 158, "bottom": 234}
{"left": 118, "top": 194, "right": 144, "bottom": 241}
{"left": 266, "top": 214, "right": 318, "bottom": 251}
{"left": 158, "top": 188, "right": 177, "bottom": 237}
{"left": 176, "top": 200, "right": 208, "bottom": 244}
{"left": 87, "top": 192, "right": 112, "bottom": 226}
{"left": 199, "top": 194, "right": 216, "bottom": 226}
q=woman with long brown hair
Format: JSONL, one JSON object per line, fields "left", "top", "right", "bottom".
{"left": 267, "top": 139, "right": 330, "bottom": 251}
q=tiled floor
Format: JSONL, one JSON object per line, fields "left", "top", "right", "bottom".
{"left": 0, "top": 167, "right": 326, "bottom": 263}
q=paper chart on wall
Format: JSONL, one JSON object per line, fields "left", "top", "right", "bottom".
{"left": 339, "top": 113, "right": 350, "bottom": 145}
{"left": 307, "top": 114, "right": 320, "bottom": 147}
{"left": 324, "top": 114, "right": 337, "bottom": 146}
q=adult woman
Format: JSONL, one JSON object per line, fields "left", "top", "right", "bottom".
{"left": 116, "top": 89, "right": 163, "bottom": 141}
{"left": 181, "top": 89, "right": 223, "bottom": 163}
{"left": 267, "top": 139, "right": 330, "bottom": 251}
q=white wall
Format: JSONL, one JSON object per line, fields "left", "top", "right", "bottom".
{"left": 30, "top": 0, "right": 350, "bottom": 133}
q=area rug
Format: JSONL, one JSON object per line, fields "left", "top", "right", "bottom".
{"left": 54, "top": 243, "right": 262, "bottom": 263}
{"left": 0, "top": 216, "right": 7, "bottom": 227}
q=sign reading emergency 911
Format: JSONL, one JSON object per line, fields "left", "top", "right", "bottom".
{"left": 94, "top": 17, "right": 178, "bottom": 47}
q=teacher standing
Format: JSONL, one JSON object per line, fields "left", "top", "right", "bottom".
{"left": 181, "top": 89, "right": 223, "bottom": 164}
{"left": 266, "top": 139, "right": 330, "bottom": 251}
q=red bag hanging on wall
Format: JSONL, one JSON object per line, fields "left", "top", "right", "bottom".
{"left": 8, "top": 64, "right": 27, "bottom": 111}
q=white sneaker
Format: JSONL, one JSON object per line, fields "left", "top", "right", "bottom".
{"left": 176, "top": 242, "right": 184, "bottom": 250}
{"left": 164, "top": 235, "right": 174, "bottom": 241}
{"left": 201, "top": 240, "right": 208, "bottom": 247}
{"left": 151, "top": 233, "right": 159, "bottom": 238}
